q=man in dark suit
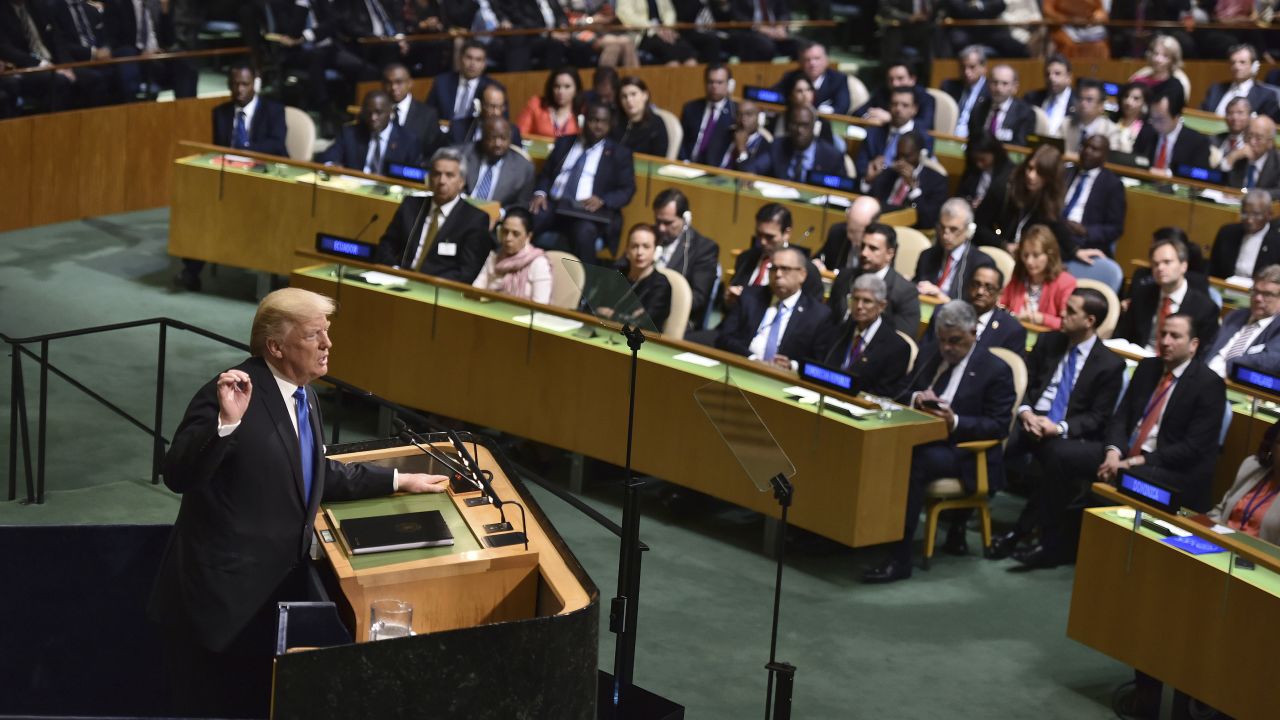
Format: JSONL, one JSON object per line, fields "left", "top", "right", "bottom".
{"left": 967, "top": 64, "right": 1036, "bottom": 146}
{"left": 816, "top": 273, "right": 912, "bottom": 397}
{"left": 853, "top": 60, "right": 936, "bottom": 133}
{"left": 1227, "top": 116, "right": 1280, "bottom": 194}
{"left": 1115, "top": 235, "right": 1220, "bottom": 352}
{"left": 530, "top": 102, "right": 636, "bottom": 262}
{"left": 862, "top": 132, "right": 947, "bottom": 230}
{"left": 49, "top": 0, "right": 122, "bottom": 104}
{"left": 722, "top": 0, "right": 794, "bottom": 61}
{"left": 1134, "top": 86, "right": 1211, "bottom": 176}
{"left": 339, "top": 0, "right": 407, "bottom": 69}
{"left": 746, "top": 105, "right": 847, "bottom": 185}
{"left": 853, "top": 86, "right": 935, "bottom": 178}
{"left": 773, "top": 41, "right": 850, "bottom": 115}
{"left": 729, "top": 203, "right": 824, "bottom": 303}
{"left": 863, "top": 300, "right": 1017, "bottom": 583}
{"left": 376, "top": 147, "right": 494, "bottom": 283}
{"left": 1214, "top": 97, "right": 1251, "bottom": 171}
{"left": 499, "top": 0, "right": 589, "bottom": 71}
{"left": 1063, "top": 135, "right": 1126, "bottom": 260}
{"left": 383, "top": 62, "right": 440, "bottom": 163}
{"left": 915, "top": 197, "right": 996, "bottom": 303}
{"left": 458, "top": 117, "right": 535, "bottom": 208}
{"left": 425, "top": 40, "right": 502, "bottom": 125}
{"left": 941, "top": 0, "right": 1026, "bottom": 59}
{"left": 877, "top": 0, "right": 933, "bottom": 69}
{"left": 262, "top": 0, "right": 360, "bottom": 125}
{"left": 1204, "top": 264, "right": 1280, "bottom": 378}
{"left": 815, "top": 195, "right": 880, "bottom": 274}
{"left": 149, "top": 288, "right": 449, "bottom": 717}
{"left": 941, "top": 45, "right": 990, "bottom": 139}
{"left": 0, "top": 0, "right": 101, "bottom": 111}
{"left": 679, "top": 63, "right": 737, "bottom": 165}
{"left": 1022, "top": 53, "right": 1075, "bottom": 138}
{"left": 722, "top": 98, "right": 771, "bottom": 170}
{"left": 1098, "top": 313, "right": 1227, "bottom": 512}
{"left": 827, "top": 223, "right": 921, "bottom": 337}
{"left": 1210, "top": 190, "right": 1280, "bottom": 280}
{"left": 716, "top": 246, "right": 831, "bottom": 366}
{"left": 994, "top": 288, "right": 1126, "bottom": 567}
{"left": 321, "top": 90, "right": 418, "bottom": 175}
{"left": 921, "top": 265, "right": 1027, "bottom": 355}
{"left": 652, "top": 189, "right": 721, "bottom": 329}
{"left": 1200, "top": 44, "right": 1280, "bottom": 121}
{"left": 447, "top": 83, "right": 522, "bottom": 147}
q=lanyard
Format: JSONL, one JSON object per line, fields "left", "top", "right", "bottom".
{"left": 1237, "top": 480, "right": 1280, "bottom": 530}
{"left": 1139, "top": 375, "right": 1177, "bottom": 423}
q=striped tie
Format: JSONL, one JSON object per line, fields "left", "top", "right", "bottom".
{"left": 1224, "top": 322, "right": 1259, "bottom": 362}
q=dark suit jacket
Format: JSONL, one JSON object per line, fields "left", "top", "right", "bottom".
{"left": 731, "top": 245, "right": 823, "bottom": 302}
{"left": 1021, "top": 332, "right": 1126, "bottom": 440}
{"left": 867, "top": 165, "right": 948, "bottom": 229}
{"left": 922, "top": 306, "right": 1027, "bottom": 356}
{"left": 942, "top": 77, "right": 992, "bottom": 114}
{"left": 1024, "top": 87, "right": 1076, "bottom": 122}
{"left": 827, "top": 266, "right": 921, "bottom": 337}
{"left": 1133, "top": 122, "right": 1211, "bottom": 171}
{"left": 321, "top": 123, "right": 420, "bottom": 175}
{"left": 339, "top": 0, "right": 404, "bottom": 36}
{"left": 425, "top": 71, "right": 503, "bottom": 121}
{"left": 1201, "top": 82, "right": 1280, "bottom": 121}
{"left": 775, "top": 67, "right": 851, "bottom": 115}
{"left": 745, "top": 137, "right": 847, "bottom": 184}
{"left": 1205, "top": 308, "right": 1280, "bottom": 374}
{"left": 1227, "top": 150, "right": 1280, "bottom": 194}
{"left": 212, "top": 98, "right": 289, "bottom": 158}
{"left": 817, "top": 222, "right": 857, "bottom": 272}
{"left": 1209, "top": 221, "right": 1280, "bottom": 279}
{"left": 967, "top": 161, "right": 1013, "bottom": 231}
{"left": 662, "top": 227, "right": 721, "bottom": 327}
{"left": 375, "top": 195, "right": 493, "bottom": 283}
{"left": 913, "top": 244, "right": 996, "bottom": 302}
{"left": 715, "top": 286, "right": 831, "bottom": 360}
{"left": 725, "top": 0, "right": 790, "bottom": 22}
{"left": 910, "top": 344, "right": 1018, "bottom": 491}
{"left": 853, "top": 123, "right": 935, "bottom": 178}
{"left": 149, "top": 356, "right": 394, "bottom": 652}
{"left": 396, "top": 98, "right": 442, "bottom": 163}
{"left": 459, "top": 143, "right": 535, "bottom": 207}
{"left": 499, "top": 0, "right": 568, "bottom": 27}
{"left": 1065, "top": 166, "right": 1127, "bottom": 252}
{"left": 1114, "top": 282, "right": 1220, "bottom": 351}
{"left": 265, "top": 0, "right": 337, "bottom": 43}
{"left": 0, "top": 1, "right": 67, "bottom": 67}
{"left": 1104, "top": 356, "right": 1225, "bottom": 510}
{"left": 967, "top": 96, "right": 1036, "bottom": 146}
{"left": 815, "top": 318, "right": 912, "bottom": 397}
{"left": 447, "top": 117, "right": 522, "bottom": 147}
{"left": 51, "top": 0, "right": 107, "bottom": 61}
{"left": 678, "top": 97, "right": 737, "bottom": 165}
{"left": 853, "top": 85, "right": 936, "bottom": 135}
{"left": 534, "top": 135, "right": 637, "bottom": 231}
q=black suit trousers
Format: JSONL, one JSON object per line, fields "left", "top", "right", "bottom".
{"left": 1007, "top": 428, "right": 1107, "bottom": 559}
{"left": 895, "top": 440, "right": 968, "bottom": 564}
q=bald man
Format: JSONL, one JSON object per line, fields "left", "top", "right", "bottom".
{"left": 815, "top": 196, "right": 881, "bottom": 273}
{"left": 1227, "top": 115, "right": 1280, "bottom": 194}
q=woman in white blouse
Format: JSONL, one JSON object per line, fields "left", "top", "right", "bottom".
{"left": 472, "top": 207, "right": 553, "bottom": 304}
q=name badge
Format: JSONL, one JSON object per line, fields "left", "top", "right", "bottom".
{"left": 437, "top": 242, "right": 458, "bottom": 257}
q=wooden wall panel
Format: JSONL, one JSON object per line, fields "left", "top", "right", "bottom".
{"left": 28, "top": 111, "right": 83, "bottom": 226}
{"left": 0, "top": 117, "right": 34, "bottom": 232}
{"left": 170, "top": 96, "right": 218, "bottom": 158}
{"left": 126, "top": 101, "right": 176, "bottom": 209}
{"left": 77, "top": 104, "right": 130, "bottom": 218}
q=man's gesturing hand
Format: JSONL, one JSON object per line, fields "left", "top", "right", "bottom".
{"left": 217, "top": 370, "right": 252, "bottom": 425}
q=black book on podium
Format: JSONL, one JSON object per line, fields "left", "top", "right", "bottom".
{"left": 340, "top": 511, "right": 454, "bottom": 554}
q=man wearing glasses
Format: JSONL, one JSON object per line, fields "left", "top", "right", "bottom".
{"left": 914, "top": 198, "right": 995, "bottom": 302}
{"left": 715, "top": 247, "right": 832, "bottom": 369}
{"left": 921, "top": 265, "right": 1026, "bottom": 356}
{"left": 1204, "top": 265, "right": 1280, "bottom": 377}
{"left": 1209, "top": 190, "right": 1280, "bottom": 281}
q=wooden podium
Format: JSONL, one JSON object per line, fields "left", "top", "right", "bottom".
{"left": 270, "top": 434, "right": 600, "bottom": 720}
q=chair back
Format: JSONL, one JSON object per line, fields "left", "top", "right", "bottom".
{"left": 921, "top": 150, "right": 948, "bottom": 177}
{"left": 656, "top": 267, "right": 692, "bottom": 339}
{"left": 545, "top": 250, "right": 585, "bottom": 310}
{"left": 652, "top": 107, "right": 683, "bottom": 160}
{"left": 926, "top": 87, "right": 958, "bottom": 135}
{"left": 896, "top": 330, "right": 919, "bottom": 374}
{"left": 892, "top": 226, "right": 932, "bottom": 278}
{"left": 982, "top": 245, "right": 1017, "bottom": 287}
{"left": 843, "top": 154, "right": 856, "bottom": 177}
{"left": 759, "top": 127, "right": 774, "bottom": 143}
{"left": 1065, "top": 256, "right": 1123, "bottom": 293}
{"left": 1031, "top": 105, "right": 1050, "bottom": 136}
{"left": 1074, "top": 278, "right": 1120, "bottom": 339}
{"left": 284, "top": 106, "right": 317, "bottom": 161}
{"left": 847, "top": 74, "right": 870, "bottom": 113}
{"left": 988, "top": 347, "right": 1028, "bottom": 434}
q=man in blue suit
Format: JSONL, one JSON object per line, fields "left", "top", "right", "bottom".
{"left": 715, "top": 247, "right": 832, "bottom": 368}
{"left": 1205, "top": 264, "right": 1280, "bottom": 378}
{"left": 746, "top": 105, "right": 846, "bottom": 185}
{"left": 773, "top": 41, "right": 850, "bottom": 115}
{"left": 679, "top": 63, "right": 737, "bottom": 165}
{"left": 854, "top": 87, "right": 934, "bottom": 178}
{"left": 530, "top": 102, "right": 637, "bottom": 263}
{"left": 863, "top": 300, "right": 1017, "bottom": 583}
{"left": 321, "top": 90, "right": 419, "bottom": 175}
{"left": 1201, "top": 44, "right": 1280, "bottom": 121}
{"left": 425, "top": 40, "right": 503, "bottom": 126}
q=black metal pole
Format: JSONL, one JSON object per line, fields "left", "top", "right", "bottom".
{"left": 764, "top": 474, "right": 795, "bottom": 720}
{"left": 8, "top": 344, "right": 18, "bottom": 501}
{"left": 610, "top": 324, "right": 647, "bottom": 714}
{"left": 153, "top": 323, "right": 167, "bottom": 485}
{"left": 14, "top": 350, "right": 34, "bottom": 504}
{"left": 37, "top": 340, "right": 48, "bottom": 504}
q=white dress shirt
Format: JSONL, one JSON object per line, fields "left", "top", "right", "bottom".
{"left": 394, "top": 93, "right": 413, "bottom": 128}
{"left": 454, "top": 77, "right": 479, "bottom": 118}
{"left": 1215, "top": 79, "right": 1256, "bottom": 116}
{"left": 363, "top": 122, "right": 393, "bottom": 175}
{"left": 1064, "top": 167, "right": 1100, "bottom": 224}
{"left": 1209, "top": 315, "right": 1273, "bottom": 377}
{"left": 549, "top": 140, "right": 606, "bottom": 201}
{"left": 748, "top": 291, "right": 801, "bottom": 360}
{"left": 1237, "top": 222, "right": 1271, "bottom": 278}
{"left": 408, "top": 194, "right": 462, "bottom": 268}
{"left": 1021, "top": 334, "right": 1097, "bottom": 437}
{"left": 1043, "top": 88, "right": 1072, "bottom": 135}
{"left": 1147, "top": 280, "right": 1189, "bottom": 350}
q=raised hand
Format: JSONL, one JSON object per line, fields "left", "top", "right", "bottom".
{"left": 217, "top": 370, "right": 252, "bottom": 425}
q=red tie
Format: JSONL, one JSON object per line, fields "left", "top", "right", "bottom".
{"left": 1155, "top": 296, "right": 1172, "bottom": 344}
{"left": 889, "top": 177, "right": 910, "bottom": 206}
{"left": 1155, "top": 136, "right": 1169, "bottom": 170}
{"left": 988, "top": 107, "right": 1000, "bottom": 134}
{"left": 750, "top": 259, "right": 771, "bottom": 285}
{"left": 938, "top": 253, "right": 954, "bottom": 289}
{"left": 1129, "top": 372, "right": 1174, "bottom": 457}
{"left": 757, "top": 0, "right": 772, "bottom": 21}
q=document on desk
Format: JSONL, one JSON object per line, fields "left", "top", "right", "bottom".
{"left": 512, "top": 312, "right": 584, "bottom": 333}
{"left": 782, "top": 386, "right": 874, "bottom": 417}
{"left": 673, "top": 352, "right": 720, "bottom": 368}
{"left": 656, "top": 164, "right": 708, "bottom": 180}
{"left": 359, "top": 271, "right": 409, "bottom": 288}
{"left": 808, "top": 195, "right": 852, "bottom": 208}
{"left": 753, "top": 182, "right": 803, "bottom": 200}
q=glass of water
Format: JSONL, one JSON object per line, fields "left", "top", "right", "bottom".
{"left": 370, "top": 599, "right": 413, "bottom": 641}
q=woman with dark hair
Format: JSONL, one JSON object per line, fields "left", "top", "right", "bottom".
{"left": 471, "top": 207, "right": 554, "bottom": 304}
{"left": 980, "top": 144, "right": 1074, "bottom": 260}
{"left": 612, "top": 76, "right": 669, "bottom": 157}
{"left": 1210, "top": 422, "right": 1280, "bottom": 544}
{"left": 959, "top": 131, "right": 1014, "bottom": 226}
{"left": 1000, "top": 224, "right": 1077, "bottom": 328}
{"left": 1109, "top": 82, "right": 1150, "bottom": 153}
{"left": 608, "top": 224, "right": 672, "bottom": 328}
{"left": 516, "top": 67, "right": 583, "bottom": 139}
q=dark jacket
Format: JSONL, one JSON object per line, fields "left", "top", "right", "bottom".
{"left": 854, "top": 85, "right": 936, "bottom": 135}
{"left": 1209, "top": 221, "right": 1280, "bottom": 280}
{"left": 661, "top": 227, "right": 721, "bottom": 328}
{"left": 853, "top": 123, "right": 935, "bottom": 178}
{"left": 612, "top": 111, "right": 669, "bottom": 158}
{"left": 678, "top": 97, "right": 737, "bottom": 165}
{"left": 827, "top": 266, "right": 921, "bottom": 337}
{"left": 1133, "top": 122, "right": 1212, "bottom": 171}
{"left": 913, "top": 244, "right": 996, "bottom": 302}
{"left": 745, "top": 136, "right": 847, "bottom": 184}
{"left": 1227, "top": 150, "right": 1280, "bottom": 195}
{"left": 731, "top": 245, "right": 824, "bottom": 302}
{"left": 774, "top": 67, "right": 851, "bottom": 115}
{"left": 1063, "top": 166, "right": 1127, "bottom": 253}
{"left": 425, "top": 71, "right": 503, "bottom": 121}
{"left": 715, "top": 286, "right": 832, "bottom": 360}
{"left": 321, "top": 123, "right": 420, "bottom": 175}
{"left": 922, "top": 306, "right": 1027, "bottom": 356}
{"left": 394, "top": 98, "right": 442, "bottom": 163}
{"left": 1114, "top": 281, "right": 1220, "bottom": 351}
{"left": 1201, "top": 82, "right": 1280, "bottom": 121}
{"left": 212, "top": 98, "right": 289, "bottom": 157}
{"left": 967, "top": 96, "right": 1036, "bottom": 146}
{"left": 815, "top": 317, "right": 913, "bottom": 397}
{"left": 867, "top": 164, "right": 948, "bottom": 229}
{"left": 375, "top": 194, "right": 494, "bottom": 283}
{"left": 1021, "top": 332, "right": 1126, "bottom": 440}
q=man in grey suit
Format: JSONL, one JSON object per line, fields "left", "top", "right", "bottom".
{"left": 827, "top": 223, "right": 920, "bottom": 336}
{"left": 457, "top": 116, "right": 534, "bottom": 210}
{"left": 1205, "top": 264, "right": 1280, "bottom": 378}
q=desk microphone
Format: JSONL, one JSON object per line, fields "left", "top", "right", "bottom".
{"left": 354, "top": 213, "right": 380, "bottom": 242}
{"left": 333, "top": 213, "right": 380, "bottom": 315}
{"left": 448, "top": 430, "right": 527, "bottom": 549}
{"left": 390, "top": 418, "right": 482, "bottom": 492}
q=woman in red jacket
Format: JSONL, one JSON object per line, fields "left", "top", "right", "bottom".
{"left": 517, "top": 67, "right": 583, "bottom": 139}
{"left": 1001, "top": 224, "right": 1077, "bottom": 329}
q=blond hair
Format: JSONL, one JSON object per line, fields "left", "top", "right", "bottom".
{"left": 1147, "top": 35, "right": 1183, "bottom": 71}
{"left": 249, "top": 288, "right": 335, "bottom": 356}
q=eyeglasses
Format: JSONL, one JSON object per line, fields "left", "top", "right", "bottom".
{"left": 1251, "top": 288, "right": 1280, "bottom": 300}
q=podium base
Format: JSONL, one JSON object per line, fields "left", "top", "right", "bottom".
{"left": 596, "top": 671, "right": 685, "bottom": 720}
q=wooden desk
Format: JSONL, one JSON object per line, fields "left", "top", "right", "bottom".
{"left": 290, "top": 260, "right": 947, "bottom": 548}
{"left": 1068, "top": 505, "right": 1280, "bottom": 720}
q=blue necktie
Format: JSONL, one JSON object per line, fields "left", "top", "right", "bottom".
{"left": 293, "top": 387, "right": 316, "bottom": 503}
{"left": 1063, "top": 171, "right": 1089, "bottom": 217}
{"left": 762, "top": 303, "right": 790, "bottom": 361}
{"left": 475, "top": 163, "right": 496, "bottom": 200}
{"left": 556, "top": 146, "right": 589, "bottom": 200}
{"left": 234, "top": 110, "right": 248, "bottom": 149}
{"left": 1047, "top": 348, "right": 1078, "bottom": 424}
{"left": 885, "top": 131, "right": 900, "bottom": 164}
{"left": 788, "top": 154, "right": 803, "bottom": 182}
{"left": 1247, "top": 164, "right": 1258, "bottom": 189}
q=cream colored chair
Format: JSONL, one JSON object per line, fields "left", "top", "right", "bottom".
{"left": 897, "top": 330, "right": 919, "bottom": 374}
{"left": 921, "top": 151, "right": 948, "bottom": 178}
{"left": 921, "top": 346, "right": 1027, "bottom": 567}
{"left": 652, "top": 107, "right": 683, "bottom": 160}
{"left": 926, "top": 88, "right": 959, "bottom": 136}
{"left": 657, "top": 267, "right": 692, "bottom": 339}
{"left": 284, "top": 106, "right": 317, "bottom": 161}
{"left": 843, "top": 154, "right": 857, "bottom": 178}
{"left": 847, "top": 74, "right": 870, "bottom": 113}
{"left": 1031, "top": 105, "right": 1050, "bottom": 137}
{"left": 893, "top": 226, "right": 932, "bottom": 278}
{"left": 1074, "top": 278, "right": 1120, "bottom": 339}
{"left": 982, "top": 245, "right": 1016, "bottom": 287}
{"left": 545, "top": 250, "right": 584, "bottom": 310}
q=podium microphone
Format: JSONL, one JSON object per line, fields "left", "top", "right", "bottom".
{"left": 334, "top": 213, "right": 382, "bottom": 314}
{"left": 448, "top": 430, "right": 527, "bottom": 549}
{"left": 354, "top": 213, "right": 380, "bottom": 242}
{"left": 390, "top": 418, "right": 482, "bottom": 492}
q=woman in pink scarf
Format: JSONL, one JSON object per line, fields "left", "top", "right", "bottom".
{"left": 472, "top": 207, "right": 554, "bottom": 304}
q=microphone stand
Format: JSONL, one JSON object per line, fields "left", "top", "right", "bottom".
{"left": 763, "top": 474, "right": 795, "bottom": 720}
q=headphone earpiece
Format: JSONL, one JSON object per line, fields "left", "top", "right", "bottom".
{"left": 727, "top": 78, "right": 736, "bottom": 94}
{"left": 472, "top": 98, "right": 480, "bottom": 117}
{"left": 682, "top": 210, "right": 693, "bottom": 226}
{"left": 1252, "top": 60, "right": 1262, "bottom": 76}
{"left": 967, "top": 222, "right": 977, "bottom": 239}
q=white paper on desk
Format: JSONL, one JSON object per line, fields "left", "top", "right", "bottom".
{"left": 1120, "top": 177, "right": 1142, "bottom": 188}
{"left": 782, "top": 385, "right": 821, "bottom": 402}
{"left": 359, "top": 271, "right": 408, "bottom": 287}
{"left": 1210, "top": 523, "right": 1237, "bottom": 534}
{"left": 1150, "top": 518, "right": 1191, "bottom": 537}
{"left": 844, "top": 124, "right": 868, "bottom": 140}
{"left": 1103, "top": 338, "right": 1155, "bottom": 358}
{"left": 673, "top": 352, "right": 720, "bottom": 367}
{"left": 809, "top": 194, "right": 852, "bottom": 208}
{"left": 1226, "top": 275, "right": 1254, "bottom": 289}
{"left": 1200, "top": 189, "right": 1242, "bottom": 206}
{"left": 221, "top": 154, "right": 254, "bottom": 164}
{"left": 656, "top": 164, "right": 707, "bottom": 180}
{"left": 825, "top": 397, "right": 875, "bottom": 417}
{"left": 753, "top": 182, "right": 803, "bottom": 200}
{"left": 511, "top": 312, "right": 584, "bottom": 333}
